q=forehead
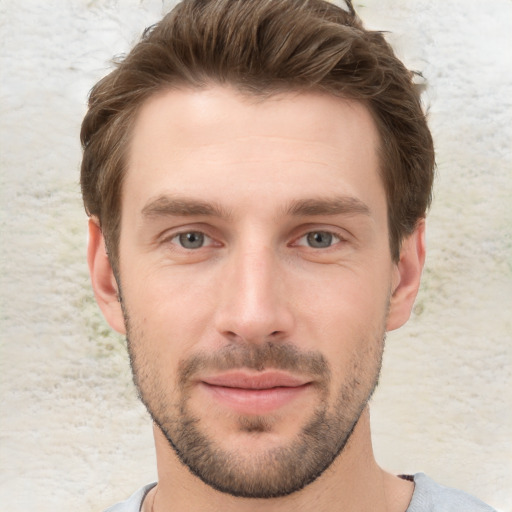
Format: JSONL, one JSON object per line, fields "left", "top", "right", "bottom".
{"left": 129, "top": 86, "right": 380, "bottom": 155}
{"left": 124, "top": 86, "right": 384, "bottom": 218}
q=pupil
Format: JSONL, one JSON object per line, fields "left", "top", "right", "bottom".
{"left": 307, "top": 231, "right": 332, "bottom": 248}
{"left": 179, "top": 232, "right": 204, "bottom": 248}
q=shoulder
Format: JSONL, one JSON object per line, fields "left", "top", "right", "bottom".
{"left": 407, "top": 473, "right": 497, "bottom": 512}
{"left": 102, "top": 483, "right": 156, "bottom": 512}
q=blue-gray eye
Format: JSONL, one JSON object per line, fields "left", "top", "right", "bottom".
{"left": 178, "top": 232, "right": 205, "bottom": 249}
{"left": 306, "top": 231, "right": 334, "bottom": 248}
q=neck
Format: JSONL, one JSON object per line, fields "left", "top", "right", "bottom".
{"left": 145, "top": 408, "right": 413, "bottom": 512}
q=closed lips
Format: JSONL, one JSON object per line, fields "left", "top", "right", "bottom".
{"left": 200, "top": 371, "right": 311, "bottom": 389}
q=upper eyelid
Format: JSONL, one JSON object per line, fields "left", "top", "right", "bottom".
{"left": 155, "top": 224, "right": 351, "bottom": 245}
{"left": 172, "top": 231, "right": 215, "bottom": 248}
{"left": 156, "top": 231, "right": 219, "bottom": 252}
{"left": 156, "top": 223, "right": 218, "bottom": 242}
{"left": 168, "top": 230, "right": 214, "bottom": 244}
{"left": 300, "top": 230, "right": 343, "bottom": 239}
{"left": 290, "top": 225, "right": 350, "bottom": 241}
{"left": 292, "top": 230, "right": 344, "bottom": 247}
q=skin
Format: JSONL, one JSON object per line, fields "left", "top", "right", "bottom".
{"left": 88, "top": 86, "right": 426, "bottom": 512}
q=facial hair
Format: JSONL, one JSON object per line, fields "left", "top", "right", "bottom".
{"left": 124, "top": 309, "right": 385, "bottom": 499}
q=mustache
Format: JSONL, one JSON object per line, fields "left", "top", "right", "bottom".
{"left": 177, "top": 342, "right": 331, "bottom": 387}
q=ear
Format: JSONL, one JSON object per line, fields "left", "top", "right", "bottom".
{"left": 386, "top": 219, "right": 426, "bottom": 332}
{"left": 87, "top": 218, "right": 126, "bottom": 334}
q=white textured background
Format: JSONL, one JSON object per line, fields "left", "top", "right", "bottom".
{"left": 0, "top": 1, "right": 511, "bottom": 511}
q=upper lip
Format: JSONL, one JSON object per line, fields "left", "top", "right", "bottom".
{"left": 201, "top": 371, "right": 310, "bottom": 390}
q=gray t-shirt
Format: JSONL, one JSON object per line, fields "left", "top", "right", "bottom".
{"left": 406, "top": 473, "right": 496, "bottom": 511}
{"left": 103, "top": 473, "right": 497, "bottom": 512}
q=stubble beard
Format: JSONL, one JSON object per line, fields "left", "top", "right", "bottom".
{"left": 124, "top": 312, "right": 385, "bottom": 499}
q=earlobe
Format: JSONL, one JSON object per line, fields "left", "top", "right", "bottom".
{"left": 386, "top": 220, "right": 426, "bottom": 332}
{"left": 87, "top": 218, "right": 126, "bottom": 334}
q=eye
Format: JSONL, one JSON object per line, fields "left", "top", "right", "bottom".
{"left": 297, "top": 230, "right": 341, "bottom": 249}
{"left": 173, "top": 231, "right": 210, "bottom": 249}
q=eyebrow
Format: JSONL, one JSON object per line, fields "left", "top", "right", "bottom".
{"left": 140, "top": 195, "right": 371, "bottom": 220}
{"left": 284, "top": 197, "right": 371, "bottom": 217}
{"left": 141, "top": 195, "right": 231, "bottom": 219}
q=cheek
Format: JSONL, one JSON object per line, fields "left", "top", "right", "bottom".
{"left": 122, "top": 266, "right": 219, "bottom": 359}
{"left": 300, "top": 266, "right": 390, "bottom": 328}
{"left": 296, "top": 268, "right": 390, "bottom": 383}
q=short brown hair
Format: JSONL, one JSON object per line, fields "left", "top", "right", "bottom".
{"left": 80, "top": 0, "right": 435, "bottom": 270}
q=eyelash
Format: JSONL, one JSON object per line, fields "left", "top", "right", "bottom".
{"left": 167, "top": 231, "right": 216, "bottom": 250}
{"left": 163, "top": 228, "right": 346, "bottom": 251}
{"left": 293, "top": 230, "right": 343, "bottom": 249}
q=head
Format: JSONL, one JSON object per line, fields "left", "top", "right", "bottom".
{"left": 82, "top": 0, "right": 434, "bottom": 500}
{"left": 81, "top": 0, "right": 434, "bottom": 274}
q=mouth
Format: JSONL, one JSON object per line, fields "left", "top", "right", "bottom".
{"left": 199, "top": 370, "right": 313, "bottom": 415}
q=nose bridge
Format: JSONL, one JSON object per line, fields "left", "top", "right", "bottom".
{"left": 215, "top": 241, "right": 293, "bottom": 343}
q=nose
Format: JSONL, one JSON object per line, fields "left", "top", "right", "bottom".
{"left": 214, "top": 244, "right": 294, "bottom": 344}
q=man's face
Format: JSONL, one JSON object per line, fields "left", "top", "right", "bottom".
{"left": 114, "top": 87, "right": 400, "bottom": 497}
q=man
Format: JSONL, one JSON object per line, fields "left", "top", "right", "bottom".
{"left": 80, "top": 0, "right": 496, "bottom": 510}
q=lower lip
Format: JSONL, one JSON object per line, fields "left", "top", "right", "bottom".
{"left": 200, "top": 382, "right": 311, "bottom": 415}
